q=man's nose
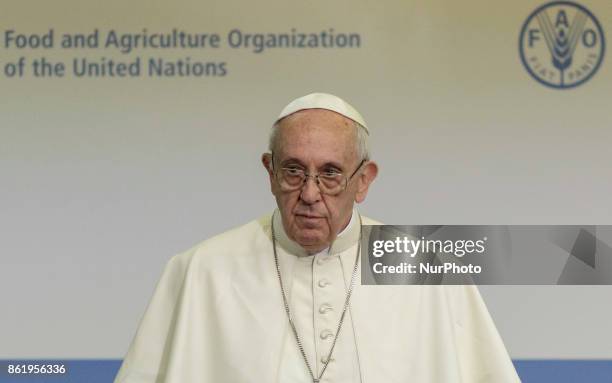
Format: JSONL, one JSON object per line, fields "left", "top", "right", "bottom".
{"left": 299, "top": 176, "right": 322, "bottom": 204}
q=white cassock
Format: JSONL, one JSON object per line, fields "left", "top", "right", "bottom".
{"left": 114, "top": 210, "right": 520, "bottom": 383}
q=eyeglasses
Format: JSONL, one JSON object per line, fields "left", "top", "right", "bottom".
{"left": 271, "top": 153, "right": 366, "bottom": 196}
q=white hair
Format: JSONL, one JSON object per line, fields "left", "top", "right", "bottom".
{"left": 268, "top": 119, "right": 370, "bottom": 161}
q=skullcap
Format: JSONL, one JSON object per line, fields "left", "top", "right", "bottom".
{"left": 276, "top": 93, "right": 369, "bottom": 134}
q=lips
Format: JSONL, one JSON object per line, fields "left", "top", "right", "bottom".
{"left": 295, "top": 214, "right": 325, "bottom": 227}
{"left": 296, "top": 214, "right": 324, "bottom": 219}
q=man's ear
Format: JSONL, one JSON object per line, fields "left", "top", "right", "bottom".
{"left": 355, "top": 161, "right": 378, "bottom": 203}
{"left": 261, "top": 153, "right": 276, "bottom": 194}
{"left": 261, "top": 153, "right": 273, "bottom": 176}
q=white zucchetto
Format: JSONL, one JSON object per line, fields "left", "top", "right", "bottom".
{"left": 276, "top": 93, "right": 369, "bottom": 134}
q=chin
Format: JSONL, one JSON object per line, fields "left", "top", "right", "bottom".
{"left": 293, "top": 230, "right": 328, "bottom": 249}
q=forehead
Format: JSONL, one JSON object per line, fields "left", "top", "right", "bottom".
{"left": 276, "top": 109, "right": 357, "bottom": 165}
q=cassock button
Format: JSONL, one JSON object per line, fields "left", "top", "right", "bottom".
{"left": 320, "top": 330, "right": 334, "bottom": 340}
{"left": 319, "top": 304, "right": 333, "bottom": 314}
{"left": 318, "top": 279, "right": 330, "bottom": 288}
{"left": 316, "top": 257, "right": 330, "bottom": 265}
{"left": 321, "top": 356, "right": 335, "bottom": 364}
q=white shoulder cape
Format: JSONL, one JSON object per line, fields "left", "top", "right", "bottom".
{"left": 115, "top": 212, "right": 520, "bottom": 383}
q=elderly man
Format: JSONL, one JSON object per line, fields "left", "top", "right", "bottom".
{"left": 114, "top": 93, "right": 519, "bottom": 383}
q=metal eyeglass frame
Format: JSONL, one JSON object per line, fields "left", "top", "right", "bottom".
{"left": 270, "top": 152, "right": 366, "bottom": 196}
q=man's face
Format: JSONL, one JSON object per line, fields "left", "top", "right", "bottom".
{"left": 262, "top": 109, "right": 377, "bottom": 254}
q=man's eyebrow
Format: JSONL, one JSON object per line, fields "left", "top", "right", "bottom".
{"left": 279, "top": 158, "right": 345, "bottom": 170}
{"left": 279, "top": 157, "right": 306, "bottom": 167}
{"left": 321, "top": 161, "right": 344, "bottom": 171}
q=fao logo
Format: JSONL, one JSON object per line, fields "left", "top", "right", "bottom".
{"left": 519, "top": 1, "right": 605, "bottom": 89}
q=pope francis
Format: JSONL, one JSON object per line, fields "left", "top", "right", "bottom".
{"left": 114, "top": 93, "right": 520, "bottom": 383}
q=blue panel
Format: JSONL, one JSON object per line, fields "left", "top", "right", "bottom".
{"left": 1, "top": 359, "right": 612, "bottom": 382}
{"left": 0, "top": 360, "right": 121, "bottom": 383}
{"left": 513, "top": 360, "right": 612, "bottom": 383}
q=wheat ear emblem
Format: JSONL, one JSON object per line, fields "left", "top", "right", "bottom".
{"left": 536, "top": 9, "right": 588, "bottom": 86}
